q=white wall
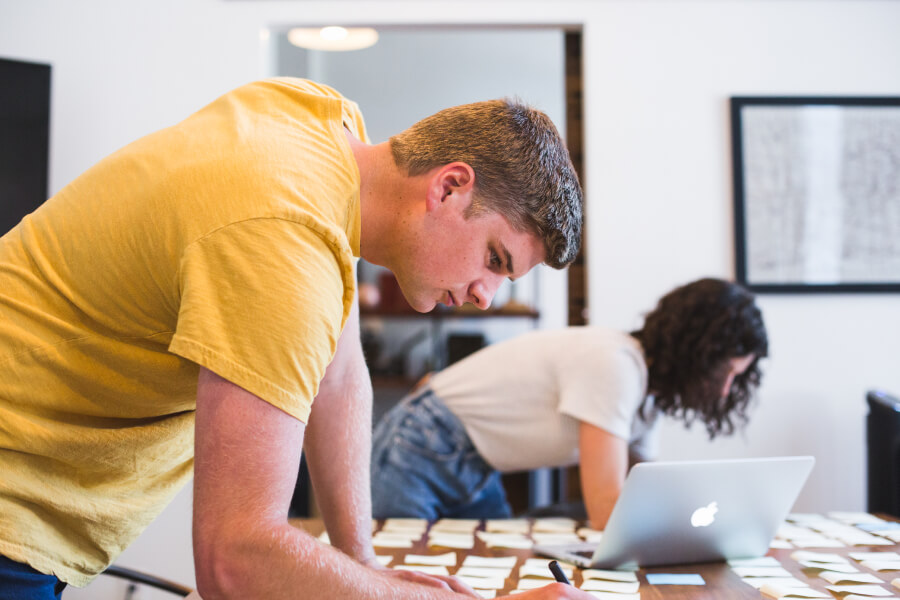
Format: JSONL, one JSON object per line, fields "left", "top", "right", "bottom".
{"left": 579, "top": 0, "right": 900, "bottom": 517}
{"left": 2, "top": 0, "right": 899, "bottom": 596}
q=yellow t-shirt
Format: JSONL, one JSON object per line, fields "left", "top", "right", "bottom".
{"left": 0, "top": 78, "right": 366, "bottom": 585}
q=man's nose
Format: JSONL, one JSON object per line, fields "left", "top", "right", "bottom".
{"left": 467, "top": 274, "right": 504, "bottom": 310}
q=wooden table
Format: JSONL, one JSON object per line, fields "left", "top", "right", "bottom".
{"left": 289, "top": 517, "right": 900, "bottom": 599}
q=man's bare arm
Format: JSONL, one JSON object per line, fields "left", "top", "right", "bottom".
{"left": 303, "top": 295, "right": 377, "bottom": 564}
{"left": 192, "top": 367, "right": 475, "bottom": 599}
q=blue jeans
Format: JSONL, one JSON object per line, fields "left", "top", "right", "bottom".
{"left": 0, "top": 555, "right": 66, "bottom": 600}
{"left": 371, "top": 388, "right": 512, "bottom": 520}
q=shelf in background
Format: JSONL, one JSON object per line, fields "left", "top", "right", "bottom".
{"left": 361, "top": 305, "right": 539, "bottom": 319}
{"left": 370, "top": 375, "right": 417, "bottom": 388}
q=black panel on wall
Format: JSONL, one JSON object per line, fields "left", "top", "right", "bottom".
{"left": 0, "top": 57, "right": 51, "bottom": 236}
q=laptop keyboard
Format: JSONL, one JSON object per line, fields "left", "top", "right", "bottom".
{"left": 574, "top": 550, "right": 595, "bottom": 559}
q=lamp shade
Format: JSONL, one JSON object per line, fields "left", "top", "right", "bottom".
{"left": 288, "top": 27, "right": 379, "bottom": 51}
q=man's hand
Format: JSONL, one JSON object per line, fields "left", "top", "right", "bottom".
{"left": 499, "top": 583, "right": 596, "bottom": 599}
{"left": 380, "top": 569, "right": 480, "bottom": 597}
{"left": 361, "top": 558, "right": 479, "bottom": 597}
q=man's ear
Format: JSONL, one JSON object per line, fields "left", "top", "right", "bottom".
{"left": 425, "top": 162, "right": 475, "bottom": 212}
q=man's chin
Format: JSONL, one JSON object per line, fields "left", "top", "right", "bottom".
{"left": 396, "top": 292, "right": 433, "bottom": 313}
{"left": 409, "top": 300, "right": 436, "bottom": 313}
{"left": 394, "top": 282, "right": 437, "bottom": 313}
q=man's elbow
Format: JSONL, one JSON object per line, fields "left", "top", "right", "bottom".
{"left": 194, "top": 533, "right": 257, "bottom": 599}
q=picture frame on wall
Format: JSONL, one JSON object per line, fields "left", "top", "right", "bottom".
{"left": 730, "top": 96, "right": 900, "bottom": 293}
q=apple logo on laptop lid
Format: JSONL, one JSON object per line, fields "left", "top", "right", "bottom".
{"left": 691, "top": 502, "right": 718, "bottom": 527}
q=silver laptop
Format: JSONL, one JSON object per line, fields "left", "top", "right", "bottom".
{"left": 534, "top": 456, "right": 815, "bottom": 568}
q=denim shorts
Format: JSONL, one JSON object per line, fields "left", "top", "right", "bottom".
{"left": 370, "top": 388, "right": 511, "bottom": 520}
{"left": 0, "top": 555, "right": 66, "bottom": 600}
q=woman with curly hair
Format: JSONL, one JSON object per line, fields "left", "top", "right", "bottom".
{"left": 632, "top": 277, "right": 767, "bottom": 441}
{"left": 371, "top": 278, "right": 768, "bottom": 528}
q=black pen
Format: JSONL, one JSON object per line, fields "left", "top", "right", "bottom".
{"left": 548, "top": 560, "right": 571, "bottom": 585}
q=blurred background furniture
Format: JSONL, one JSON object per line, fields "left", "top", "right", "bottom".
{"left": 521, "top": 500, "right": 587, "bottom": 520}
{"left": 867, "top": 389, "right": 900, "bottom": 518}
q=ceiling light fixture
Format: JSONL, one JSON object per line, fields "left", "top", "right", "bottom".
{"left": 288, "top": 26, "right": 379, "bottom": 51}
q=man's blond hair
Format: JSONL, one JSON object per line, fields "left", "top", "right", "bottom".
{"left": 389, "top": 99, "right": 583, "bottom": 269}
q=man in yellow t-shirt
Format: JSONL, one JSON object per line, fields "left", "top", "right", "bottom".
{"left": 0, "top": 78, "right": 585, "bottom": 600}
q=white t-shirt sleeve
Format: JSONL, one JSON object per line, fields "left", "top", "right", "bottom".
{"left": 557, "top": 345, "right": 647, "bottom": 441}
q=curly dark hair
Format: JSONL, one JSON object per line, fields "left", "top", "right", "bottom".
{"left": 631, "top": 278, "right": 768, "bottom": 439}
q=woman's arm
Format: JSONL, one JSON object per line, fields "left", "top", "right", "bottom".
{"left": 577, "top": 421, "right": 629, "bottom": 529}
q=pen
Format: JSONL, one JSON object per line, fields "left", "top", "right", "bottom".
{"left": 548, "top": 560, "right": 571, "bottom": 585}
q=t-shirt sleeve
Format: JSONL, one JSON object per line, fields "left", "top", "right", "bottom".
{"left": 557, "top": 346, "right": 647, "bottom": 441}
{"left": 169, "top": 218, "right": 347, "bottom": 423}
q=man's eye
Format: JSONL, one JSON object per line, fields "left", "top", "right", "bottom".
{"left": 490, "top": 250, "right": 501, "bottom": 268}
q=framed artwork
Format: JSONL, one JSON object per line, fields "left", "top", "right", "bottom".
{"left": 730, "top": 96, "right": 900, "bottom": 292}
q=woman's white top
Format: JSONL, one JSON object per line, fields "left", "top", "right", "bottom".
{"left": 429, "top": 326, "right": 658, "bottom": 472}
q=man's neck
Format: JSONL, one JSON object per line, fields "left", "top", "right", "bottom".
{"left": 344, "top": 132, "right": 404, "bottom": 268}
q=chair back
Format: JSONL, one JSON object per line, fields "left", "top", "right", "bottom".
{"left": 102, "top": 565, "right": 193, "bottom": 597}
{"left": 867, "top": 389, "right": 900, "bottom": 517}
